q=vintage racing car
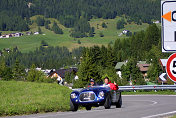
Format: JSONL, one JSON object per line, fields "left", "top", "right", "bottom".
{"left": 70, "top": 86, "right": 122, "bottom": 111}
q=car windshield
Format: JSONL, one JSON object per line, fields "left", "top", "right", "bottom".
{"left": 88, "top": 85, "right": 110, "bottom": 89}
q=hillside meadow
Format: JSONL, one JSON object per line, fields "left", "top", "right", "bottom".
{"left": 0, "top": 16, "right": 150, "bottom": 53}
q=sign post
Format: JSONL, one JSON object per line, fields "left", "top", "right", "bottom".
{"left": 161, "top": 0, "right": 176, "bottom": 52}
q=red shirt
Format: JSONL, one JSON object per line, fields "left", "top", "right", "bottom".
{"left": 108, "top": 82, "right": 118, "bottom": 90}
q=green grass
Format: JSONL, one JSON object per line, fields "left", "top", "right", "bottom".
{"left": 122, "top": 90, "right": 176, "bottom": 95}
{"left": 0, "top": 80, "right": 175, "bottom": 116}
{"left": 171, "top": 115, "right": 176, "bottom": 118}
{"left": 0, "top": 81, "right": 72, "bottom": 116}
{"left": 0, "top": 16, "right": 152, "bottom": 53}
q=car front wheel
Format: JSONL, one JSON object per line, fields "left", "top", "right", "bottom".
{"left": 86, "top": 106, "right": 91, "bottom": 110}
{"left": 70, "top": 99, "right": 78, "bottom": 111}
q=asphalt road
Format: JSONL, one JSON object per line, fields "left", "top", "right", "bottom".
{"left": 3, "top": 95, "right": 176, "bottom": 118}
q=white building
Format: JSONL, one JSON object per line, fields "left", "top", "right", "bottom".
{"left": 34, "top": 32, "right": 39, "bottom": 35}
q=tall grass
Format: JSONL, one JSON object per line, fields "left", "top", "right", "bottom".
{"left": 0, "top": 81, "right": 72, "bottom": 116}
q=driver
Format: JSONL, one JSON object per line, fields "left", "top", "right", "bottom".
{"left": 103, "top": 77, "right": 118, "bottom": 90}
{"left": 88, "top": 78, "right": 96, "bottom": 87}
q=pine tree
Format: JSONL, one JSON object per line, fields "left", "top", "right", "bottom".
{"left": 12, "top": 59, "right": 25, "bottom": 80}
{"left": 27, "top": 64, "right": 45, "bottom": 82}
{"left": 99, "top": 32, "right": 104, "bottom": 37}
{"left": 0, "top": 59, "right": 12, "bottom": 81}
{"left": 38, "top": 27, "right": 42, "bottom": 34}
{"left": 36, "top": 16, "right": 45, "bottom": 26}
{"left": 52, "top": 22, "right": 63, "bottom": 34}
{"left": 78, "top": 40, "right": 81, "bottom": 44}
{"left": 102, "top": 22, "right": 107, "bottom": 28}
{"left": 106, "top": 44, "right": 115, "bottom": 67}
{"left": 0, "top": 60, "right": 13, "bottom": 81}
{"left": 116, "top": 19, "right": 126, "bottom": 30}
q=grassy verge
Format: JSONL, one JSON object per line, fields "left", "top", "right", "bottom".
{"left": 122, "top": 90, "right": 176, "bottom": 95}
{"left": 0, "top": 81, "right": 72, "bottom": 116}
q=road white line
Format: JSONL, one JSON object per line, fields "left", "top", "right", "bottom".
{"left": 123, "top": 95, "right": 176, "bottom": 97}
{"left": 124, "top": 100, "right": 157, "bottom": 106}
{"left": 142, "top": 111, "right": 176, "bottom": 118}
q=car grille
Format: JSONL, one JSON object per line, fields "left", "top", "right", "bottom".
{"left": 79, "top": 92, "right": 95, "bottom": 101}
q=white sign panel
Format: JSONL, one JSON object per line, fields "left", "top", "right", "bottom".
{"left": 161, "top": 0, "right": 176, "bottom": 52}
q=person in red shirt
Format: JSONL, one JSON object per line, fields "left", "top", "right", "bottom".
{"left": 103, "top": 77, "right": 118, "bottom": 90}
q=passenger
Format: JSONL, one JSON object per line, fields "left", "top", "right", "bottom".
{"left": 103, "top": 77, "right": 118, "bottom": 90}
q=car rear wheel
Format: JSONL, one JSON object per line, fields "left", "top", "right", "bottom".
{"left": 116, "top": 94, "right": 122, "bottom": 108}
{"left": 104, "top": 94, "right": 111, "bottom": 109}
{"left": 86, "top": 106, "right": 91, "bottom": 110}
{"left": 70, "top": 99, "right": 78, "bottom": 111}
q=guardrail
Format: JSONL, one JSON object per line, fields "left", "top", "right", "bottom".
{"left": 72, "top": 85, "right": 176, "bottom": 92}
{"left": 118, "top": 85, "right": 176, "bottom": 91}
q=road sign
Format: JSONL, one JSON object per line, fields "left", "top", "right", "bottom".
{"left": 161, "top": 0, "right": 176, "bottom": 52}
{"left": 166, "top": 53, "right": 176, "bottom": 82}
{"left": 159, "top": 73, "right": 167, "bottom": 82}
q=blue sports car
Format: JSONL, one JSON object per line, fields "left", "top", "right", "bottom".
{"left": 70, "top": 86, "right": 122, "bottom": 111}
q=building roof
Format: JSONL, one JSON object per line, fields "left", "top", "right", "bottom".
{"left": 137, "top": 64, "right": 150, "bottom": 72}
{"left": 115, "top": 62, "right": 126, "bottom": 70}
{"left": 49, "top": 68, "right": 78, "bottom": 78}
{"left": 137, "top": 61, "right": 147, "bottom": 64}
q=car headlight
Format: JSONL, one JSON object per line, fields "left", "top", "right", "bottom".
{"left": 99, "top": 91, "right": 104, "bottom": 98}
{"left": 71, "top": 93, "right": 77, "bottom": 99}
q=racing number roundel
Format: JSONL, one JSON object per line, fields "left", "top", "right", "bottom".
{"left": 166, "top": 53, "right": 176, "bottom": 83}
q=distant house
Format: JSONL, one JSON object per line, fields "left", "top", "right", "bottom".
{"left": 115, "top": 62, "right": 127, "bottom": 78}
{"left": 27, "top": 2, "right": 33, "bottom": 8}
{"left": 5, "top": 34, "right": 11, "bottom": 38}
{"left": 4, "top": 48, "right": 10, "bottom": 53}
{"left": 14, "top": 32, "right": 23, "bottom": 37}
{"left": 34, "top": 32, "right": 39, "bottom": 35}
{"left": 153, "top": 21, "right": 160, "bottom": 24}
{"left": 41, "top": 69, "right": 52, "bottom": 76}
{"left": 74, "top": 75, "right": 79, "bottom": 80}
{"left": 26, "top": 32, "right": 32, "bottom": 35}
{"left": 2, "top": 35, "right": 7, "bottom": 38}
{"left": 137, "top": 61, "right": 150, "bottom": 80}
{"left": 49, "top": 68, "right": 78, "bottom": 80}
{"left": 0, "top": 33, "right": 23, "bottom": 38}
{"left": 115, "top": 61, "right": 150, "bottom": 80}
{"left": 122, "top": 30, "right": 130, "bottom": 34}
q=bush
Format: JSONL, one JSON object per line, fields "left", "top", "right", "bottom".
{"left": 102, "top": 22, "right": 107, "bottom": 28}
{"left": 78, "top": 40, "right": 81, "bottom": 44}
{"left": 116, "top": 19, "right": 126, "bottom": 30}
{"left": 27, "top": 64, "right": 56, "bottom": 83}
